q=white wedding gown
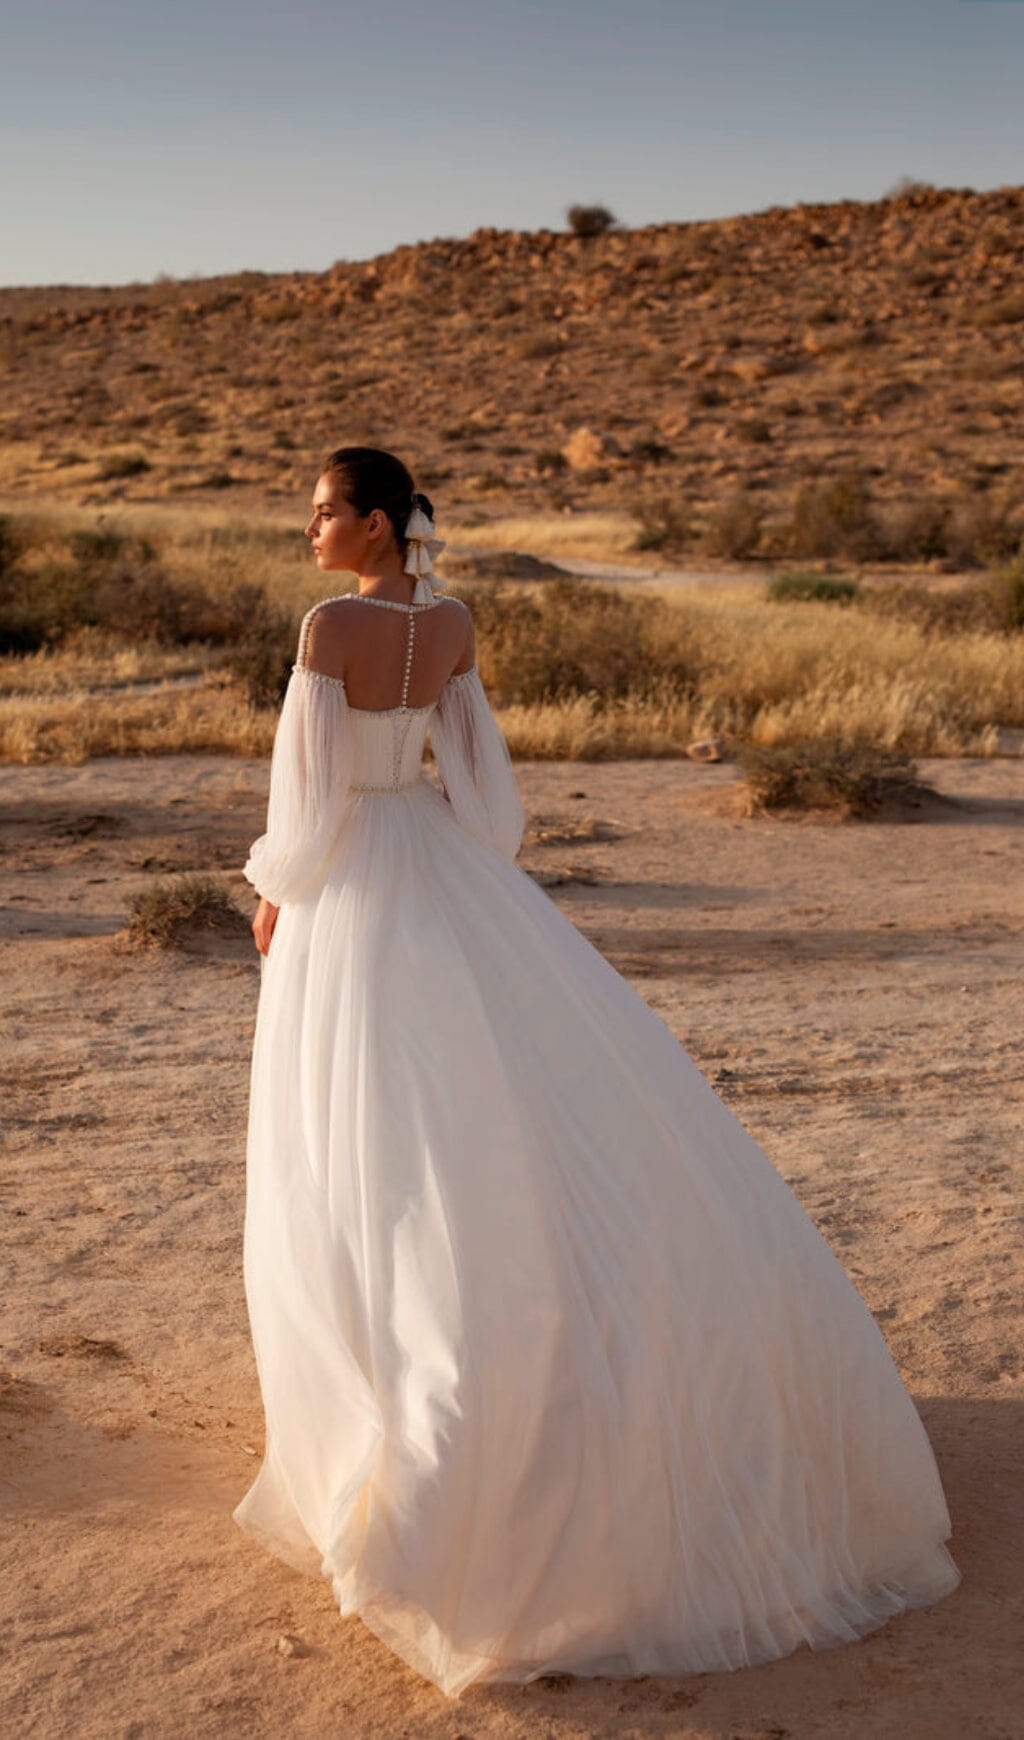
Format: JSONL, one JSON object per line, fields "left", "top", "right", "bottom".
{"left": 233, "top": 592, "right": 961, "bottom": 1699}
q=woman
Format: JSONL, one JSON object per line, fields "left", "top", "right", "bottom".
{"left": 233, "top": 446, "right": 961, "bottom": 1700}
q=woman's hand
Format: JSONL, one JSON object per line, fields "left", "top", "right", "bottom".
{"left": 252, "top": 896, "right": 280, "bottom": 957}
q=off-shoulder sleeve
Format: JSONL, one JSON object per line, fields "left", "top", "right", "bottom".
{"left": 429, "top": 665, "right": 525, "bottom": 860}
{"left": 243, "top": 643, "right": 355, "bottom": 907}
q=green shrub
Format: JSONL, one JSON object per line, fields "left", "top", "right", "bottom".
{"left": 767, "top": 570, "right": 859, "bottom": 603}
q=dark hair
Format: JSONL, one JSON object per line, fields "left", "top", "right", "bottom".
{"left": 318, "top": 446, "right": 435, "bottom": 557}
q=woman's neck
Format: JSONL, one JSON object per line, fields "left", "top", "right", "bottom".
{"left": 354, "top": 554, "right": 414, "bottom": 603}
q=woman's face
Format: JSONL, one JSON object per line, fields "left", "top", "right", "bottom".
{"left": 304, "top": 474, "right": 388, "bottom": 571}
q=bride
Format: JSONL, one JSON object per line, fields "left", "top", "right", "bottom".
{"left": 233, "top": 445, "right": 961, "bottom": 1700}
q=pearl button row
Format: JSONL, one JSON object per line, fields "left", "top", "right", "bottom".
{"left": 401, "top": 611, "right": 415, "bottom": 709}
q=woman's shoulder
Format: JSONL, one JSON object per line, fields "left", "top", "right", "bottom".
{"left": 297, "top": 595, "right": 355, "bottom": 669}
{"left": 438, "top": 593, "right": 471, "bottom": 623}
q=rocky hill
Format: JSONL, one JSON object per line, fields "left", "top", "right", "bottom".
{"left": 1, "top": 183, "right": 1021, "bottom": 550}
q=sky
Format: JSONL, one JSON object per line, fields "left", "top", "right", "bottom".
{"left": 1, "top": 0, "right": 1021, "bottom": 288}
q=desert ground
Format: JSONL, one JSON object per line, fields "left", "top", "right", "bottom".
{"left": 1, "top": 743, "right": 1020, "bottom": 1740}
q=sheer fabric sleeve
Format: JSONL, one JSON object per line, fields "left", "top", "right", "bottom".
{"left": 429, "top": 665, "right": 525, "bottom": 861}
{"left": 243, "top": 629, "right": 355, "bottom": 907}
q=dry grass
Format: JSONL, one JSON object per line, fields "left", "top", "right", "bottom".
{"left": 736, "top": 740, "right": 935, "bottom": 818}
{"left": 484, "top": 581, "right": 1024, "bottom": 761}
{"left": 0, "top": 627, "right": 215, "bottom": 696}
{"left": 1, "top": 501, "right": 1023, "bottom": 764}
{"left": 0, "top": 496, "right": 312, "bottom": 616}
{"left": 444, "top": 511, "right": 641, "bottom": 564}
{"left": 0, "top": 678, "right": 274, "bottom": 764}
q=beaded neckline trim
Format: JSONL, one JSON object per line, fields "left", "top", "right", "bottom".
{"left": 343, "top": 592, "right": 441, "bottom": 611}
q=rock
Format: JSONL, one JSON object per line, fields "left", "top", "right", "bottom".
{"left": 561, "top": 426, "right": 621, "bottom": 471}
{"left": 687, "top": 737, "right": 728, "bottom": 762}
{"left": 275, "top": 1633, "right": 309, "bottom": 1657}
{"left": 726, "top": 353, "right": 777, "bottom": 384}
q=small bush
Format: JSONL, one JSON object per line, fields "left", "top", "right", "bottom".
{"left": 566, "top": 203, "right": 617, "bottom": 238}
{"left": 518, "top": 334, "right": 562, "bottom": 361}
{"left": 857, "top": 579, "right": 1005, "bottom": 635}
{"left": 943, "top": 494, "right": 1022, "bottom": 569}
{"left": 767, "top": 570, "right": 859, "bottom": 604}
{"left": 463, "top": 576, "right": 695, "bottom": 705}
{"left": 630, "top": 493, "right": 693, "bottom": 553}
{"left": 627, "top": 438, "right": 673, "bottom": 466}
{"left": 97, "top": 451, "right": 152, "bottom": 479}
{"left": 172, "top": 406, "right": 211, "bottom": 436}
{"left": 788, "top": 466, "right": 881, "bottom": 561}
{"left": 0, "top": 515, "right": 23, "bottom": 578}
{"left": 962, "top": 293, "right": 1024, "bottom": 329}
{"left": 738, "top": 739, "right": 931, "bottom": 818}
{"left": 217, "top": 586, "right": 296, "bottom": 705}
{"left": 986, "top": 552, "right": 1024, "bottom": 631}
{"left": 735, "top": 417, "right": 773, "bottom": 446}
{"left": 120, "top": 873, "right": 247, "bottom": 950}
{"left": 704, "top": 489, "right": 764, "bottom": 559}
{"left": 874, "top": 497, "right": 952, "bottom": 562}
{"left": 70, "top": 527, "right": 130, "bottom": 566}
{"left": 0, "top": 515, "right": 295, "bottom": 672}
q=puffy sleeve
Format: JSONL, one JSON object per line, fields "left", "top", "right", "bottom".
{"left": 429, "top": 665, "right": 525, "bottom": 860}
{"left": 243, "top": 641, "right": 355, "bottom": 907}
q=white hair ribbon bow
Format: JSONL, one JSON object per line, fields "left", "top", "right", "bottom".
{"left": 403, "top": 503, "right": 447, "bottom": 604}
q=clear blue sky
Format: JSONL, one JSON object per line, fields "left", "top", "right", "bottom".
{"left": 1, "top": 0, "right": 1021, "bottom": 288}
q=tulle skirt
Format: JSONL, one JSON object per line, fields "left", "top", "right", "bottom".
{"left": 233, "top": 775, "right": 961, "bottom": 1698}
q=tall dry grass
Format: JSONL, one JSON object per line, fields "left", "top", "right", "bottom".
{"left": 0, "top": 686, "right": 273, "bottom": 764}
{"left": 1, "top": 501, "right": 1022, "bottom": 764}
{"left": 443, "top": 512, "right": 640, "bottom": 564}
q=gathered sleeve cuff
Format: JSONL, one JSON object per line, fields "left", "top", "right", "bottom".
{"left": 243, "top": 661, "right": 355, "bottom": 907}
{"left": 429, "top": 665, "right": 525, "bottom": 861}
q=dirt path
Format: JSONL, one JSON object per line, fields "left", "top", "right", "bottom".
{"left": 1, "top": 751, "right": 1020, "bottom": 1738}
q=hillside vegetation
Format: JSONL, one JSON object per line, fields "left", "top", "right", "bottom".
{"left": 0, "top": 184, "right": 1022, "bottom": 564}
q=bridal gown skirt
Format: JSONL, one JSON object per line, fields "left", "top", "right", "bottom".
{"left": 233, "top": 773, "right": 961, "bottom": 1699}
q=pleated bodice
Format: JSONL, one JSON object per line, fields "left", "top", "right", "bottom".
{"left": 348, "top": 702, "right": 436, "bottom": 792}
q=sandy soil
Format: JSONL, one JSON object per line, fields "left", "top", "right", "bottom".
{"left": 1, "top": 750, "right": 1021, "bottom": 1740}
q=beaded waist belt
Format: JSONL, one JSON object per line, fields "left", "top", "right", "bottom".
{"left": 350, "top": 776, "right": 425, "bottom": 794}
